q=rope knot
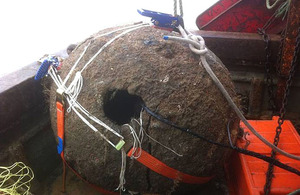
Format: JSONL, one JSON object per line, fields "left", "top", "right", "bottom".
{"left": 187, "top": 34, "right": 208, "bottom": 55}
{"left": 65, "top": 71, "right": 83, "bottom": 112}
{"left": 164, "top": 27, "right": 207, "bottom": 56}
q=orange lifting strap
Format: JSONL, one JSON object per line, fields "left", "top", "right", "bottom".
{"left": 56, "top": 101, "right": 118, "bottom": 195}
{"left": 56, "top": 102, "right": 65, "bottom": 159}
{"left": 127, "top": 148, "right": 214, "bottom": 184}
{"left": 56, "top": 101, "right": 212, "bottom": 194}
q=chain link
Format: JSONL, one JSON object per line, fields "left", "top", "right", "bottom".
{"left": 276, "top": 29, "right": 287, "bottom": 78}
{"left": 257, "top": 28, "right": 277, "bottom": 113}
{"left": 264, "top": 26, "right": 300, "bottom": 195}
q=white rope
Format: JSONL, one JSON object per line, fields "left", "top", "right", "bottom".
{"left": 73, "top": 101, "right": 123, "bottom": 138}
{"left": 80, "top": 24, "right": 148, "bottom": 72}
{"left": 62, "top": 42, "right": 91, "bottom": 86}
{"left": 266, "top": 0, "right": 283, "bottom": 9}
{"left": 164, "top": 25, "right": 300, "bottom": 161}
{"left": 132, "top": 112, "right": 183, "bottom": 157}
{"left": 94, "top": 23, "right": 147, "bottom": 39}
{"left": 60, "top": 23, "right": 150, "bottom": 114}
{"left": 137, "top": 111, "right": 144, "bottom": 142}
{"left": 47, "top": 23, "right": 152, "bottom": 190}
{"left": 48, "top": 67, "right": 124, "bottom": 143}
{"left": 65, "top": 72, "right": 83, "bottom": 108}
{"left": 116, "top": 111, "right": 148, "bottom": 191}
{"left": 127, "top": 111, "right": 144, "bottom": 159}
{"left": 116, "top": 148, "right": 126, "bottom": 192}
{"left": 275, "top": 0, "right": 291, "bottom": 19}
{"left": 120, "top": 110, "right": 183, "bottom": 190}
{"left": 46, "top": 23, "right": 151, "bottom": 150}
{"left": 173, "top": 0, "right": 177, "bottom": 16}
{"left": 51, "top": 74, "right": 124, "bottom": 142}
{"left": 71, "top": 105, "right": 119, "bottom": 148}
{"left": 48, "top": 67, "right": 62, "bottom": 88}
{"left": 60, "top": 23, "right": 149, "bottom": 107}
{"left": 123, "top": 123, "right": 142, "bottom": 159}
{"left": 179, "top": 0, "right": 183, "bottom": 17}
{"left": 142, "top": 128, "right": 183, "bottom": 157}
{"left": 173, "top": 0, "right": 183, "bottom": 16}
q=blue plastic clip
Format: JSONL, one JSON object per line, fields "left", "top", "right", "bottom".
{"left": 137, "top": 9, "right": 183, "bottom": 31}
{"left": 34, "top": 56, "right": 59, "bottom": 80}
{"left": 57, "top": 136, "right": 63, "bottom": 154}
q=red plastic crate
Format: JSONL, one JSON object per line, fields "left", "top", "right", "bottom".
{"left": 227, "top": 117, "right": 300, "bottom": 195}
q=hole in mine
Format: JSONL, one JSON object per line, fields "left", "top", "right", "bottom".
{"left": 103, "top": 89, "right": 144, "bottom": 125}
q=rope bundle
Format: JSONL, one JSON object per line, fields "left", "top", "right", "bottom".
{"left": 47, "top": 23, "right": 182, "bottom": 191}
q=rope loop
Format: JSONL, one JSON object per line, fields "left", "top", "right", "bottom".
{"left": 266, "top": 0, "right": 283, "bottom": 9}
{"left": 164, "top": 25, "right": 300, "bottom": 161}
{"left": 187, "top": 34, "right": 208, "bottom": 55}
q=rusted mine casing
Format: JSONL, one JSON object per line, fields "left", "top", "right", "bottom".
{"left": 49, "top": 26, "right": 239, "bottom": 194}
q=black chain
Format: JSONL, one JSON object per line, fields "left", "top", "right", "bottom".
{"left": 276, "top": 29, "right": 287, "bottom": 78}
{"left": 257, "top": 28, "right": 277, "bottom": 113}
{"left": 264, "top": 26, "right": 300, "bottom": 195}
{"left": 142, "top": 104, "right": 300, "bottom": 176}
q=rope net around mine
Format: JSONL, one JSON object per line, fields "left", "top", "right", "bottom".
{"left": 0, "top": 162, "right": 34, "bottom": 195}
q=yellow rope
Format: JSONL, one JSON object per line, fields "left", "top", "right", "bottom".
{"left": 0, "top": 162, "right": 34, "bottom": 195}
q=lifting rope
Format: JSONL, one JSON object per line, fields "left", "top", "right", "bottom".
{"left": 266, "top": 0, "right": 291, "bottom": 19}
{"left": 51, "top": 23, "right": 214, "bottom": 192}
{"left": 266, "top": 0, "right": 284, "bottom": 9}
{"left": 37, "top": 3, "right": 300, "bottom": 192}
{"left": 142, "top": 104, "right": 300, "bottom": 176}
{"left": 49, "top": 23, "right": 149, "bottom": 151}
{"left": 173, "top": 0, "right": 183, "bottom": 17}
{"left": 50, "top": 23, "right": 150, "bottom": 192}
{"left": 164, "top": 25, "right": 300, "bottom": 161}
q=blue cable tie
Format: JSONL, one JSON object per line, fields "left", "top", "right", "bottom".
{"left": 57, "top": 137, "right": 63, "bottom": 154}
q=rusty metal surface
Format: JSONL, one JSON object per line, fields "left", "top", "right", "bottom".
{"left": 196, "top": 0, "right": 286, "bottom": 33}
{"left": 196, "top": 0, "right": 242, "bottom": 29}
{"left": 276, "top": 0, "right": 300, "bottom": 109}
{"left": 248, "top": 78, "right": 264, "bottom": 118}
{"left": 193, "top": 30, "right": 300, "bottom": 116}
{"left": 193, "top": 30, "right": 281, "bottom": 72}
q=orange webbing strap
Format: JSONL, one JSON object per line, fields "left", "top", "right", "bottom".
{"left": 56, "top": 101, "right": 118, "bottom": 195}
{"left": 56, "top": 101, "right": 66, "bottom": 192}
{"left": 127, "top": 148, "right": 213, "bottom": 184}
{"left": 56, "top": 102, "right": 65, "bottom": 159}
